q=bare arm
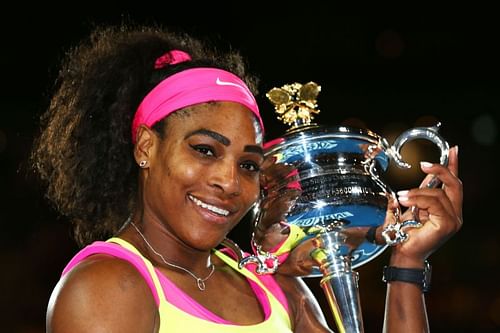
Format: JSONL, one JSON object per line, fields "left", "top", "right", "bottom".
{"left": 383, "top": 146, "right": 462, "bottom": 332}
{"left": 47, "top": 255, "right": 159, "bottom": 333}
{"left": 275, "top": 274, "right": 333, "bottom": 333}
{"left": 383, "top": 272, "right": 429, "bottom": 332}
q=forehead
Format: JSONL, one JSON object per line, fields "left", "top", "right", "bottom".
{"left": 165, "top": 102, "right": 261, "bottom": 144}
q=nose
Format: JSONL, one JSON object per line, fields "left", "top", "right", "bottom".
{"left": 210, "top": 159, "right": 241, "bottom": 196}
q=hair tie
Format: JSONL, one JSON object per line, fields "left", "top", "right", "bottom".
{"left": 154, "top": 50, "right": 192, "bottom": 69}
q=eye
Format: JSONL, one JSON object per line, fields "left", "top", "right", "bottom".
{"left": 190, "top": 144, "right": 215, "bottom": 157}
{"left": 240, "top": 161, "right": 260, "bottom": 172}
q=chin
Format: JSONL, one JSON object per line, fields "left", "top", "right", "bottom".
{"left": 187, "top": 232, "right": 227, "bottom": 251}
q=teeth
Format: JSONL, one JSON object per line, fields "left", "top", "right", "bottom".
{"left": 189, "top": 195, "right": 230, "bottom": 216}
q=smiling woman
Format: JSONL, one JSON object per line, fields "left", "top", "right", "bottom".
{"left": 31, "top": 23, "right": 463, "bottom": 333}
{"left": 32, "top": 24, "right": 303, "bottom": 333}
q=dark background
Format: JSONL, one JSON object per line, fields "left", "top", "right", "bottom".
{"left": 1, "top": 7, "right": 499, "bottom": 333}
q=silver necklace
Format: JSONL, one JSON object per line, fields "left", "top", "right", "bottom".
{"left": 130, "top": 222, "right": 215, "bottom": 291}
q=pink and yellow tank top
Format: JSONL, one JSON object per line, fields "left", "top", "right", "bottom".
{"left": 62, "top": 237, "right": 293, "bottom": 333}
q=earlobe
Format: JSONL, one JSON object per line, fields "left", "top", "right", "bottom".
{"left": 134, "top": 125, "right": 157, "bottom": 167}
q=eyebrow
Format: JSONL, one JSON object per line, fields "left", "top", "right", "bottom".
{"left": 244, "top": 145, "right": 264, "bottom": 156}
{"left": 185, "top": 129, "right": 230, "bottom": 146}
{"left": 185, "top": 128, "right": 264, "bottom": 156}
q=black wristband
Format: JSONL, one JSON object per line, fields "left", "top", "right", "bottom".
{"left": 382, "top": 260, "right": 432, "bottom": 293}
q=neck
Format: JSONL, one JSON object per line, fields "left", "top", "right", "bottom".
{"left": 123, "top": 213, "right": 214, "bottom": 274}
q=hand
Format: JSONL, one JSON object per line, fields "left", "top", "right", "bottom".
{"left": 388, "top": 145, "right": 463, "bottom": 267}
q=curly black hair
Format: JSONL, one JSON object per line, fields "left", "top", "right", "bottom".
{"left": 31, "top": 24, "right": 259, "bottom": 246}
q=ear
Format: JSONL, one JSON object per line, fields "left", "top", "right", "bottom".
{"left": 134, "top": 125, "right": 159, "bottom": 168}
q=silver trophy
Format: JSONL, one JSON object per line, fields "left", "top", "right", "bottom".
{"left": 222, "top": 82, "right": 449, "bottom": 333}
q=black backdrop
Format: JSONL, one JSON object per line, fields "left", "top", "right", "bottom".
{"left": 1, "top": 8, "right": 499, "bottom": 333}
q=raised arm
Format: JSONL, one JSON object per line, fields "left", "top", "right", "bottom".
{"left": 382, "top": 146, "right": 462, "bottom": 332}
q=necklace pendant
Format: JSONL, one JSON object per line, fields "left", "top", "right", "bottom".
{"left": 196, "top": 278, "right": 206, "bottom": 291}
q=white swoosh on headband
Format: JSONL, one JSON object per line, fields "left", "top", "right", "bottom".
{"left": 216, "top": 77, "right": 245, "bottom": 90}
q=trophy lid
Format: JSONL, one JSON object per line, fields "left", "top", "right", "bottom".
{"left": 266, "top": 81, "right": 322, "bottom": 130}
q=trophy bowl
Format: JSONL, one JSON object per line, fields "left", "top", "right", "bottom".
{"left": 259, "top": 124, "right": 392, "bottom": 276}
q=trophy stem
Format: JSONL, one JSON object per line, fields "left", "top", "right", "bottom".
{"left": 312, "top": 231, "right": 365, "bottom": 333}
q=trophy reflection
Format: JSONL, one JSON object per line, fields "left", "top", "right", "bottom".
{"left": 238, "top": 82, "right": 449, "bottom": 333}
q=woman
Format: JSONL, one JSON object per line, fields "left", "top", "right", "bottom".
{"left": 33, "top": 25, "right": 462, "bottom": 332}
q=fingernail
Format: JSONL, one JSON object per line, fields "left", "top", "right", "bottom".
{"left": 398, "top": 196, "right": 409, "bottom": 202}
{"left": 454, "top": 145, "right": 459, "bottom": 156}
{"left": 420, "top": 161, "right": 433, "bottom": 168}
{"left": 397, "top": 190, "right": 409, "bottom": 197}
{"left": 397, "top": 190, "right": 409, "bottom": 203}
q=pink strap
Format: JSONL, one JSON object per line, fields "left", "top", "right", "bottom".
{"left": 62, "top": 241, "right": 289, "bottom": 319}
{"left": 219, "top": 247, "right": 289, "bottom": 313}
{"left": 131, "top": 67, "right": 264, "bottom": 143}
{"left": 62, "top": 241, "right": 160, "bottom": 305}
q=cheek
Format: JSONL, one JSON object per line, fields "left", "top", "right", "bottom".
{"left": 180, "top": 163, "right": 200, "bottom": 181}
{"left": 150, "top": 154, "right": 199, "bottom": 194}
{"left": 166, "top": 158, "right": 201, "bottom": 188}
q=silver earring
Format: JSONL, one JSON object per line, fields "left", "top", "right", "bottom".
{"left": 139, "top": 160, "right": 148, "bottom": 168}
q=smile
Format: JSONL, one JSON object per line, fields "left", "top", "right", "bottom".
{"left": 188, "top": 194, "right": 230, "bottom": 216}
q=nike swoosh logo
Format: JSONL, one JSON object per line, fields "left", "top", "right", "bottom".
{"left": 216, "top": 77, "right": 245, "bottom": 90}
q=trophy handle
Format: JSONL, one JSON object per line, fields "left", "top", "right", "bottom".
{"left": 381, "top": 123, "right": 450, "bottom": 245}
{"left": 391, "top": 122, "right": 449, "bottom": 183}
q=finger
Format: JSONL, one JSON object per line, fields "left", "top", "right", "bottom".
{"left": 398, "top": 190, "right": 461, "bottom": 231}
{"left": 420, "top": 161, "right": 463, "bottom": 217}
{"left": 447, "top": 145, "right": 459, "bottom": 177}
{"left": 420, "top": 148, "right": 460, "bottom": 189}
{"left": 419, "top": 173, "right": 437, "bottom": 189}
{"left": 418, "top": 144, "right": 457, "bottom": 189}
{"left": 399, "top": 188, "right": 455, "bottom": 214}
{"left": 398, "top": 188, "right": 454, "bottom": 217}
{"left": 382, "top": 194, "right": 400, "bottom": 226}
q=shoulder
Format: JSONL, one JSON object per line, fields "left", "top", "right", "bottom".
{"left": 274, "top": 274, "right": 333, "bottom": 333}
{"left": 47, "top": 255, "right": 158, "bottom": 333}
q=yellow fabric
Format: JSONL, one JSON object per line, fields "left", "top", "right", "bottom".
{"left": 108, "top": 237, "right": 293, "bottom": 333}
{"left": 273, "top": 224, "right": 307, "bottom": 256}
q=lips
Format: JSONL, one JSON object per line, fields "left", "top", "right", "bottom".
{"left": 188, "top": 194, "right": 234, "bottom": 217}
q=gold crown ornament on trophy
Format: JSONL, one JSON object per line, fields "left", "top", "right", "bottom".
{"left": 266, "top": 81, "right": 321, "bottom": 128}
{"left": 225, "top": 81, "right": 449, "bottom": 333}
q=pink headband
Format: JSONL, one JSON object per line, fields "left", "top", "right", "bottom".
{"left": 132, "top": 67, "right": 264, "bottom": 143}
